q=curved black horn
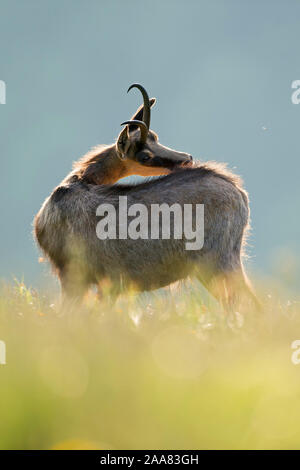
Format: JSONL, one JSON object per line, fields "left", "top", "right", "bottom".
{"left": 127, "top": 84, "right": 151, "bottom": 129}
{"left": 120, "top": 120, "right": 148, "bottom": 144}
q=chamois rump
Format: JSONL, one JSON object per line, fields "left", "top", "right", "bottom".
{"left": 34, "top": 84, "right": 259, "bottom": 312}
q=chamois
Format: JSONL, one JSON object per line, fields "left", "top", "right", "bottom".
{"left": 34, "top": 84, "right": 259, "bottom": 313}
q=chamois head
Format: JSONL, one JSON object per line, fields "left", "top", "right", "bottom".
{"left": 72, "top": 84, "right": 193, "bottom": 185}
{"left": 116, "top": 84, "right": 192, "bottom": 177}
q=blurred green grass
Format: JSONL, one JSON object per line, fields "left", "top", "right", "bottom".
{"left": 0, "top": 279, "right": 300, "bottom": 450}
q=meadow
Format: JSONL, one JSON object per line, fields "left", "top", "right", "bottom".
{"left": 0, "top": 276, "right": 300, "bottom": 450}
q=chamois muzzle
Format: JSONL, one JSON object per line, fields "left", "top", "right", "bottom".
{"left": 149, "top": 152, "right": 193, "bottom": 170}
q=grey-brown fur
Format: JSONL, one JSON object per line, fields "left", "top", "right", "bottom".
{"left": 34, "top": 85, "right": 259, "bottom": 312}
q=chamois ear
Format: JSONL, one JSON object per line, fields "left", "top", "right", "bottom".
{"left": 129, "top": 98, "right": 156, "bottom": 132}
{"left": 116, "top": 125, "right": 129, "bottom": 159}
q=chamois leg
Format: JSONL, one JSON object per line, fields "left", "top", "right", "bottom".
{"left": 198, "top": 272, "right": 232, "bottom": 314}
{"left": 226, "top": 267, "right": 262, "bottom": 313}
{"left": 196, "top": 266, "right": 229, "bottom": 313}
{"left": 210, "top": 269, "right": 261, "bottom": 314}
{"left": 97, "top": 278, "right": 121, "bottom": 305}
{"left": 197, "top": 264, "right": 261, "bottom": 315}
{"left": 58, "top": 268, "right": 89, "bottom": 314}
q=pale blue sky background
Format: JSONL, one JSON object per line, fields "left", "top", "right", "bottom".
{"left": 0, "top": 0, "right": 299, "bottom": 287}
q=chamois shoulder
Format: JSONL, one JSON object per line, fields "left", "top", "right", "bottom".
{"left": 49, "top": 176, "right": 90, "bottom": 206}
{"left": 188, "top": 160, "right": 244, "bottom": 188}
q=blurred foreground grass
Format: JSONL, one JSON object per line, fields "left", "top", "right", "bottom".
{"left": 0, "top": 278, "right": 300, "bottom": 450}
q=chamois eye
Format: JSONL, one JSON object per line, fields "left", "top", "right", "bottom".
{"left": 137, "top": 151, "right": 151, "bottom": 163}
